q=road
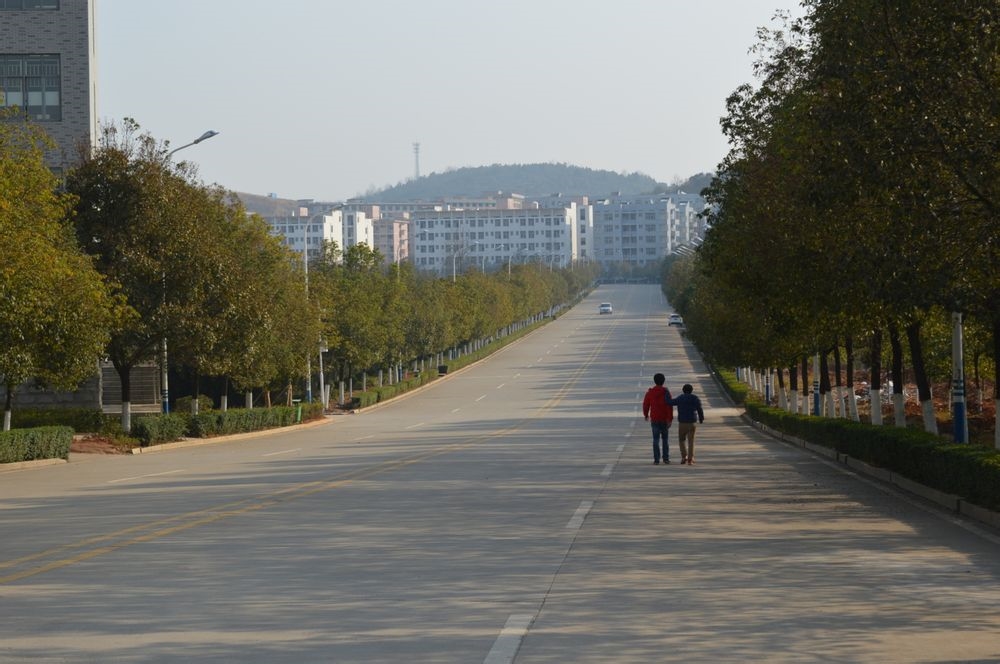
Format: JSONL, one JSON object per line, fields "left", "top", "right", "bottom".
{"left": 2, "top": 284, "right": 1000, "bottom": 663}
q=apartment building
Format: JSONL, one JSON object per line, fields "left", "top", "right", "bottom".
{"left": 341, "top": 202, "right": 410, "bottom": 265}
{"left": 266, "top": 205, "right": 375, "bottom": 263}
{"left": 411, "top": 202, "right": 581, "bottom": 277}
{"left": 591, "top": 194, "right": 708, "bottom": 268}
{"left": 0, "top": 0, "right": 96, "bottom": 170}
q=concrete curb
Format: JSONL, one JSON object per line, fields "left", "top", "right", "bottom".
{"left": 130, "top": 414, "right": 335, "bottom": 454}
{"left": 742, "top": 413, "right": 1000, "bottom": 531}
{"left": 0, "top": 457, "right": 67, "bottom": 473}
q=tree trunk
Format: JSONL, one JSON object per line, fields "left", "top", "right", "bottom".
{"left": 3, "top": 382, "right": 13, "bottom": 432}
{"left": 889, "top": 322, "right": 906, "bottom": 427}
{"left": 905, "top": 320, "right": 937, "bottom": 434}
{"left": 870, "top": 329, "right": 883, "bottom": 426}
{"left": 245, "top": 390, "right": 253, "bottom": 410}
{"left": 788, "top": 363, "right": 799, "bottom": 413}
{"left": 115, "top": 361, "right": 133, "bottom": 433}
{"left": 801, "top": 355, "right": 810, "bottom": 415}
{"left": 846, "top": 336, "right": 860, "bottom": 422}
{"left": 220, "top": 377, "right": 229, "bottom": 412}
{"left": 993, "top": 315, "right": 1000, "bottom": 449}
{"left": 776, "top": 366, "right": 787, "bottom": 410}
{"left": 820, "top": 351, "right": 834, "bottom": 417}
{"left": 192, "top": 373, "right": 201, "bottom": 415}
{"left": 833, "top": 344, "right": 845, "bottom": 418}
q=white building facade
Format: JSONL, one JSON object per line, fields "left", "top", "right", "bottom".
{"left": 265, "top": 206, "right": 375, "bottom": 262}
{"left": 411, "top": 202, "right": 583, "bottom": 277}
{"left": 591, "top": 194, "right": 708, "bottom": 268}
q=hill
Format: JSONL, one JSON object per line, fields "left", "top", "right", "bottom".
{"left": 362, "top": 163, "right": 661, "bottom": 202}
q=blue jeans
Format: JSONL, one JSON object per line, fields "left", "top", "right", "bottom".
{"left": 650, "top": 421, "right": 671, "bottom": 462}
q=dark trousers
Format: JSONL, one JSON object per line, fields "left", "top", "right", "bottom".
{"left": 650, "top": 421, "right": 671, "bottom": 462}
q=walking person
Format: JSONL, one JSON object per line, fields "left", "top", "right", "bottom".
{"left": 642, "top": 373, "right": 674, "bottom": 465}
{"left": 667, "top": 384, "right": 704, "bottom": 464}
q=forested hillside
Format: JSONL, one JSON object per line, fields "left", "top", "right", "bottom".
{"left": 363, "top": 163, "right": 660, "bottom": 202}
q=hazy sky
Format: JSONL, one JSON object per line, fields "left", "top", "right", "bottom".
{"left": 96, "top": 1, "right": 804, "bottom": 201}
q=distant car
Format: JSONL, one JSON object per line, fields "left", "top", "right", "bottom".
{"left": 668, "top": 313, "right": 684, "bottom": 327}
{"left": 598, "top": 302, "right": 613, "bottom": 315}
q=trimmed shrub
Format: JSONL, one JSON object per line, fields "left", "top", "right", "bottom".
{"left": 186, "top": 404, "right": 321, "bottom": 438}
{"left": 745, "top": 399, "right": 1000, "bottom": 511}
{"left": 715, "top": 369, "right": 749, "bottom": 405}
{"left": 132, "top": 413, "right": 189, "bottom": 447}
{"left": 10, "top": 408, "right": 104, "bottom": 433}
{"left": 0, "top": 426, "right": 73, "bottom": 463}
{"left": 175, "top": 394, "right": 215, "bottom": 414}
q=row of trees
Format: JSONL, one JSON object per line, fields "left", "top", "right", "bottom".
{"left": 1, "top": 117, "right": 599, "bottom": 431}
{"left": 664, "top": 1, "right": 998, "bottom": 445}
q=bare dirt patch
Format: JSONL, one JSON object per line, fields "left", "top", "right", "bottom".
{"left": 71, "top": 434, "right": 131, "bottom": 455}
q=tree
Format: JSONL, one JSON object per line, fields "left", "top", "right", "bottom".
{"left": 66, "top": 119, "right": 224, "bottom": 430}
{"left": 0, "top": 113, "right": 115, "bottom": 430}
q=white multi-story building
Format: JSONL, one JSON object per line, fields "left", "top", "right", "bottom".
{"left": 342, "top": 202, "right": 411, "bottom": 265}
{"left": 411, "top": 201, "right": 582, "bottom": 277}
{"left": 266, "top": 206, "right": 374, "bottom": 262}
{"left": 591, "top": 194, "right": 708, "bottom": 268}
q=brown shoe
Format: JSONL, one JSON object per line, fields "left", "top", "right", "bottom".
{"left": 688, "top": 458, "right": 695, "bottom": 465}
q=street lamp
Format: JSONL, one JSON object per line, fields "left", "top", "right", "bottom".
{"left": 161, "top": 129, "right": 219, "bottom": 414}
{"left": 166, "top": 130, "right": 219, "bottom": 159}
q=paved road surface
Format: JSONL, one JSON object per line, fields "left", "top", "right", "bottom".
{"left": 2, "top": 284, "right": 999, "bottom": 662}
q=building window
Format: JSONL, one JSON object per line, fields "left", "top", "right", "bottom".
{"left": 1, "top": 55, "right": 61, "bottom": 120}
{"left": 1, "top": 0, "right": 58, "bottom": 8}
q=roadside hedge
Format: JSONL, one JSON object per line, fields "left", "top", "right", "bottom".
{"left": 132, "top": 413, "right": 189, "bottom": 447}
{"left": 10, "top": 408, "right": 105, "bottom": 433}
{"left": 744, "top": 400, "right": 1000, "bottom": 512}
{"left": 0, "top": 426, "right": 73, "bottom": 463}
{"left": 187, "top": 403, "right": 322, "bottom": 437}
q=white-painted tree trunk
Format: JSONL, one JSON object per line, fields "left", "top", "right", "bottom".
{"left": 121, "top": 402, "right": 131, "bottom": 433}
{"left": 3, "top": 409, "right": 10, "bottom": 432}
{"left": 825, "top": 391, "right": 837, "bottom": 418}
{"left": 848, "top": 390, "right": 860, "bottom": 422}
{"left": 921, "top": 399, "right": 937, "bottom": 434}
{"left": 871, "top": 391, "right": 883, "bottom": 426}
{"left": 220, "top": 394, "right": 228, "bottom": 412}
{"left": 245, "top": 391, "right": 253, "bottom": 409}
{"left": 191, "top": 398, "right": 199, "bottom": 416}
{"left": 778, "top": 387, "right": 787, "bottom": 411}
{"left": 893, "top": 393, "right": 906, "bottom": 427}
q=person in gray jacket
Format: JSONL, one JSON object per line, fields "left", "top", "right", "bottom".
{"left": 667, "top": 384, "right": 704, "bottom": 465}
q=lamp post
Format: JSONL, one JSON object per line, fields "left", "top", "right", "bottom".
{"left": 300, "top": 208, "right": 313, "bottom": 403}
{"left": 160, "top": 129, "right": 219, "bottom": 414}
{"left": 951, "top": 312, "right": 968, "bottom": 443}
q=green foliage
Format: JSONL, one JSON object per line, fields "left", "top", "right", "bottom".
{"left": 132, "top": 413, "right": 189, "bottom": 446}
{"left": 745, "top": 400, "right": 1000, "bottom": 511}
{"left": 175, "top": 394, "right": 215, "bottom": 414}
{"left": 0, "top": 426, "right": 73, "bottom": 462}
{"left": 187, "top": 406, "right": 304, "bottom": 437}
{"left": 0, "top": 113, "right": 115, "bottom": 421}
{"left": 10, "top": 408, "right": 105, "bottom": 433}
{"left": 365, "top": 163, "right": 658, "bottom": 202}
{"left": 678, "top": 2, "right": 1000, "bottom": 410}
{"left": 714, "top": 369, "right": 749, "bottom": 405}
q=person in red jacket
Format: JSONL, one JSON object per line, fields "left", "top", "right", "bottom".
{"left": 642, "top": 373, "right": 674, "bottom": 464}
